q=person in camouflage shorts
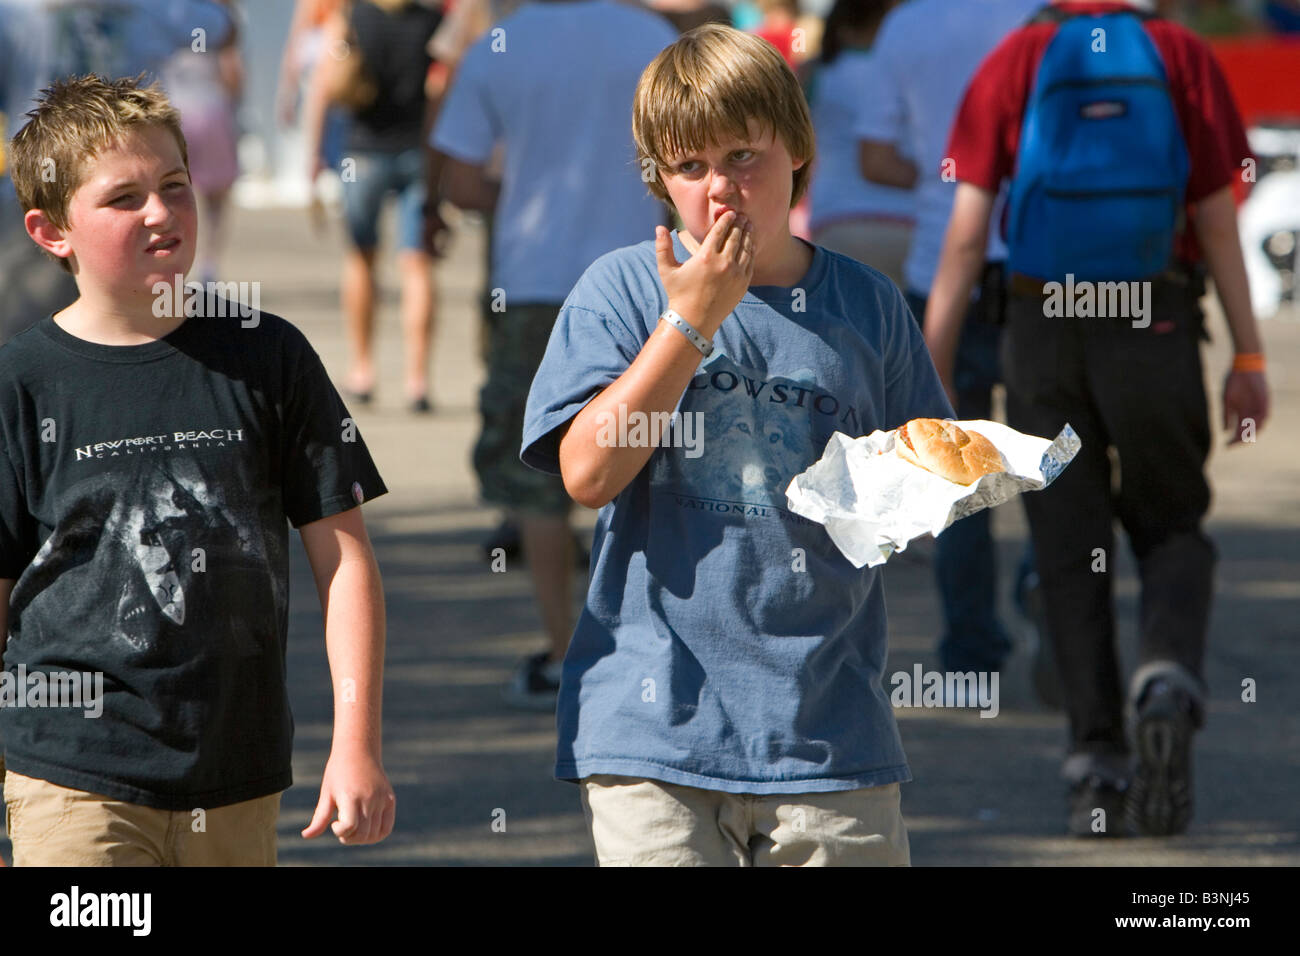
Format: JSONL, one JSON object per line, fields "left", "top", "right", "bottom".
{"left": 474, "top": 302, "right": 573, "bottom": 516}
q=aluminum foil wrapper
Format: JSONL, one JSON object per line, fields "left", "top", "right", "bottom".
{"left": 785, "top": 420, "right": 1081, "bottom": 568}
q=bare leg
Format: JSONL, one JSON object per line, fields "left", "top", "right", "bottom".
{"left": 201, "top": 187, "right": 231, "bottom": 280}
{"left": 517, "top": 512, "right": 574, "bottom": 662}
{"left": 342, "top": 246, "right": 378, "bottom": 395}
{"left": 396, "top": 248, "right": 435, "bottom": 403}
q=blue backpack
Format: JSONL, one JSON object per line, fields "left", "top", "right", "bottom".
{"left": 1005, "top": 7, "right": 1190, "bottom": 281}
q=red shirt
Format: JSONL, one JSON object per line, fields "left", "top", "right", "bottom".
{"left": 755, "top": 23, "right": 799, "bottom": 70}
{"left": 947, "top": 1, "right": 1253, "bottom": 263}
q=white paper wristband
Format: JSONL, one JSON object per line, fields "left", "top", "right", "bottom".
{"left": 661, "top": 308, "right": 713, "bottom": 357}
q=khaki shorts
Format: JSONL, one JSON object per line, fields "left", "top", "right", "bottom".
{"left": 580, "top": 774, "right": 910, "bottom": 866}
{"left": 3, "top": 770, "right": 281, "bottom": 866}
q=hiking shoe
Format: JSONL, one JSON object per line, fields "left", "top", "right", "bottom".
{"left": 1068, "top": 775, "right": 1132, "bottom": 837}
{"left": 502, "top": 652, "right": 563, "bottom": 711}
{"left": 1127, "top": 680, "right": 1195, "bottom": 836}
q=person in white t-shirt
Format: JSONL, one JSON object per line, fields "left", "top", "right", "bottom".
{"left": 801, "top": 0, "right": 913, "bottom": 286}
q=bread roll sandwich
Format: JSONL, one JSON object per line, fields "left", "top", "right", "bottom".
{"left": 895, "top": 418, "right": 1005, "bottom": 485}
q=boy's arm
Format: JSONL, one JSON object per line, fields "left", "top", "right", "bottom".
{"left": 1191, "top": 184, "right": 1270, "bottom": 445}
{"left": 924, "top": 182, "right": 995, "bottom": 403}
{"left": 1, "top": 578, "right": 9, "bottom": 864}
{"left": 558, "top": 213, "right": 755, "bottom": 509}
{"left": 297, "top": 506, "right": 395, "bottom": 846}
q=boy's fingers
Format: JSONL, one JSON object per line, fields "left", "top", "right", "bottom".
{"left": 378, "top": 793, "right": 397, "bottom": 842}
{"left": 739, "top": 223, "right": 756, "bottom": 270}
{"left": 357, "top": 799, "right": 385, "bottom": 844}
{"left": 654, "top": 225, "right": 678, "bottom": 274}
{"left": 722, "top": 215, "right": 749, "bottom": 259}
{"left": 332, "top": 797, "right": 359, "bottom": 840}
{"left": 301, "top": 791, "right": 336, "bottom": 839}
{"left": 704, "top": 210, "right": 736, "bottom": 253}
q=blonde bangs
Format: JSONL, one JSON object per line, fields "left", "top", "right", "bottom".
{"left": 633, "top": 24, "right": 814, "bottom": 207}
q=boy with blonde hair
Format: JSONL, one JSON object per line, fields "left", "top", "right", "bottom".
{"left": 0, "top": 75, "right": 394, "bottom": 865}
{"left": 522, "top": 24, "right": 954, "bottom": 866}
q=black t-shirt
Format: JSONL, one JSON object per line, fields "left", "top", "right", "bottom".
{"left": 346, "top": 0, "right": 443, "bottom": 154}
{"left": 0, "top": 302, "right": 387, "bottom": 809}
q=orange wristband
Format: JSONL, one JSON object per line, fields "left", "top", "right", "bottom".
{"left": 1232, "top": 353, "right": 1265, "bottom": 373}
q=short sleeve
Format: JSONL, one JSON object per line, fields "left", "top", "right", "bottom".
{"left": 883, "top": 285, "right": 956, "bottom": 430}
{"left": 947, "top": 27, "right": 1048, "bottom": 192}
{"left": 521, "top": 302, "right": 647, "bottom": 476}
{"left": 852, "top": 28, "right": 904, "bottom": 145}
{"left": 1153, "top": 25, "right": 1252, "bottom": 203}
{"left": 0, "top": 409, "right": 38, "bottom": 580}
{"left": 279, "top": 327, "right": 388, "bottom": 528}
{"left": 430, "top": 39, "right": 498, "bottom": 163}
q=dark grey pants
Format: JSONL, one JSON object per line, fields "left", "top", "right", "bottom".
{"left": 1002, "top": 278, "right": 1214, "bottom": 770}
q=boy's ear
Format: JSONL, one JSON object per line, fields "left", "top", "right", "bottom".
{"left": 24, "top": 209, "right": 74, "bottom": 264}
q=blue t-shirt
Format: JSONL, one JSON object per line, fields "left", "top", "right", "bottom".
{"left": 522, "top": 232, "right": 955, "bottom": 793}
{"left": 430, "top": 0, "right": 676, "bottom": 303}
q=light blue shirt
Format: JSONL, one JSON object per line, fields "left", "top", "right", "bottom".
{"left": 1, "top": 0, "right": 234, "bottom": 140}
{"left": 522, "top": 233, "right": 955, "bottom": 793}
{"left": 807, "top": 50, "right": 914, "bottom": 230}
{"left": 432, "top": 1, "right": 677, "bottom": 303}
{"left": 853, "top": 0, "right": 1042, "bottom": 294}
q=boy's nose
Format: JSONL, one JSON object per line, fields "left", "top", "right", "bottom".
{"left": 707, "top": 182, "right": 738, "bottom": 206}
{"left": 141, "top": 191, "right": 174, "bottom": 226}
{"left": 707, "top": 168, "right": 737, "bottom": 199}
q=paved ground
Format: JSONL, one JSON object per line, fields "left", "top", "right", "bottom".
{"left": 3, "top": 202, "right": 1297, "bottom": 866}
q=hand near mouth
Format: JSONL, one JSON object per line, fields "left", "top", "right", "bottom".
{"left": 655, "top": 210, "right": 756, "bottom": 338}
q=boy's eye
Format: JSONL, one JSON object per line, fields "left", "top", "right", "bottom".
{"left": 732, "top": 150, "right": 754, "bottom": 162}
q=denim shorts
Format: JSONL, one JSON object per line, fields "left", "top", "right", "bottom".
{"left": 340, "top": 146, "right": 426, "bottom": 251}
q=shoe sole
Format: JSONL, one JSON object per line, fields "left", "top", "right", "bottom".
{"left": 1128, "top": 712, "right": 1193, "bottom": 836}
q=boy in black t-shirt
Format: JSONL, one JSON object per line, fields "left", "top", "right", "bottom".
{"left": 0, "top": 75, "right": 395, "bottom": 865}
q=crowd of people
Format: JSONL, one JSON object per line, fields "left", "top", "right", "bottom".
{"left": 0, "top": 0, "right": 1289, "bottom": 865}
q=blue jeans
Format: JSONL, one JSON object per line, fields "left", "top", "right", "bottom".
{"left": 340, "top": 147, "right": 427, "bottom": 251}
{"left": 906, "top": 288, "right": 1026, "bottom": 672}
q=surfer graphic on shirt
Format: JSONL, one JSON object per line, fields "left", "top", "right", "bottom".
{"left": 12, "top": 457, "right": 273, "bottom": 657}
